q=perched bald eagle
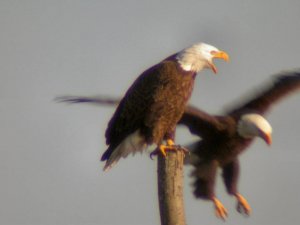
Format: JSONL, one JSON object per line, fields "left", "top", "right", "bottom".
{"left": 57, "top": 70, "right": 300, "bottom": 219}
{"left": 100, "top": 43, "right": 229, "bottom": 171}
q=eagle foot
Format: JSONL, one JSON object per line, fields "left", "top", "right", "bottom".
{"left": 235, "top": 193, "right": 251, "bottom": 216}
{"left": 149, "top": 144, "right": 189, "bottom": 159}
{"left": 213, "top": 197, "right": 228, "bottom": 221}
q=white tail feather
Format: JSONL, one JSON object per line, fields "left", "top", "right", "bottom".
{"left": 103, "top": 130, "right": 147, "bottom": 171}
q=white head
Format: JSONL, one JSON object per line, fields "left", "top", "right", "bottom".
{"left": 176, "top": 42, "right": 229, "bottom": 73}
{"left": 237, "top": 113, "right": 272, "bottom": 145}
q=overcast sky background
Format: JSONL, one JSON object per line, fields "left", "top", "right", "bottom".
{"left": 1, "top": 1, "right": 300, "bottom": 225}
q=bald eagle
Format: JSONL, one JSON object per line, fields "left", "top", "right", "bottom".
{"left": 100, "top": 43, "right": 228, "bottom": 171}
{"left": 57, "top": 70, "right": 300, "bottom": 219}
{"left": 179, "top": 70, "right": 300, "bottom": 219}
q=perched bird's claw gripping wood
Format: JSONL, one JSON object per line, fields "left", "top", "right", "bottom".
{"left": 213, "top": 197, "right": 228, "bottom": 221}
{"left": 235, "top": 193, "right": 251, "bottom": 216}
{"left": 150, "top": 139, "right": 189, "bottom": 159}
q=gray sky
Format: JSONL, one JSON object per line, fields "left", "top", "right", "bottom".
{"left": 1, "top": 1, "right": 300, "bottom": 225}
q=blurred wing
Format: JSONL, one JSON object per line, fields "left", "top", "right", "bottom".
{"left": 55, "top": 96, "right": 119, "bottom": 105}
{"left": 227, "top": 70, "right": 300, "bottom": 116}
{"left": 57, "top": 97, "right": 224, "bottom": 139}
{"left": 179, "top": 105, "right": 223, "bottom": 137}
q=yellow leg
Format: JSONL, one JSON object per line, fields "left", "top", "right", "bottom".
{"left": 235, "top": 193, "right": 251, "bottom": 216}
{"left": 213, "top": 197, "right": 228, "bottom": 220}
{"left": 166, "top": 139, "right": 175, "bottom": 146}
{"left": 150, "top": 139, "right": 189, "bottom": 159}
{"left": 158, "top": 139, "right": 177, "bottom": 157}
{"left": 159, "top": 145, "right": 168, "bottom": 157}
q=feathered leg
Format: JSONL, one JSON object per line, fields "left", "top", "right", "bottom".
{"left": 222, "top": 159, "right": 251, "bottom": 216}
{"left": 193, "top": 160, "right": 228, "bottom": 220}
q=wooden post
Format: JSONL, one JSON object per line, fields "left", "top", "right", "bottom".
{"left": 157, "top": 149, "right": 186, "bottom": 225}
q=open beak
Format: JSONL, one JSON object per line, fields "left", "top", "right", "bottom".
{"left": 209, "top": 51, "right": 230, "bottom": 74}
{"left": 260, "top": 132, "right": 272, "bottom": 146}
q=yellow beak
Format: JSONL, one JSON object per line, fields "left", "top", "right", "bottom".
{"left": 209, "top": 50, "right": 230, "bottom": 74}
{"left": 264, "top": 133, "right": 272, "bottom": 146}
{"left": 260, "top": 131, "right": 272, "bottom": 146}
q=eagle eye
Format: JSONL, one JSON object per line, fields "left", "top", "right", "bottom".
{"left": 210, "top": 50, "right": 217, "bottom": 55}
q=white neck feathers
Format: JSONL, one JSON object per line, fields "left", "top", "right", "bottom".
{"left": 176, "top": 44, "right": 208, "bottom": 72}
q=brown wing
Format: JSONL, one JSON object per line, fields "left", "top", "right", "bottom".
{"left": 179, "top": 105, "right": 224, "bottom": 138}
{"left": 227, "top": 70, "right": 300, "bottom": 116}
{"left": 105, "top": 60, "right": 178, "bottom": 147}
{"left": 56, "top": 96, "right": 224, "bottom": 138}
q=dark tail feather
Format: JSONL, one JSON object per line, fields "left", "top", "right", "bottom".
{"left": 55, "top": 95, "right": 120, "bottom": 106}
{"left": 101, "top": 147, "right": 113, "bottom": 161}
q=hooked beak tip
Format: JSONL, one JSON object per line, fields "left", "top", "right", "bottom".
{"left": 264, "top": 133, "right": 272, "bottom": 146}
{"left": 212, "top": 50, "right": 230, "bottom": 62}
{"left": 209, "top": 50, "right": 229, "bottom": 74}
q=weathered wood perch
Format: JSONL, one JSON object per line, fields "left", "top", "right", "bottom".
{"left": 157, "top": 149, "right": 186, "bottom": 225}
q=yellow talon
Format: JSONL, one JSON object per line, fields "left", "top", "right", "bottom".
{"left": 166, "top": 139, "right": 175, "bottom": 146}
{"left": 235, "top": 193, "right": 251, "bottom": 216}
{"left": 159, "top": 145, "right": 167, "bottom": 157}
{"left": 158, "top": 143, "right": 177, "bottom": 157}
{"left": 150, "top": 139, "right": 188, "bottom": 158}
{"left": 213, "top": 197, "right": 228, "bottom": 220}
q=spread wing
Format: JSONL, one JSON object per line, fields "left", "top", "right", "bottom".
{"left": 179, "top": 105, "right": 224, "bottom": 138}
{"left": 227, "top": 70, "right": 300, "bottom": 117}
{"left": 56, "top": 95, "right": 223, "bottom": 138}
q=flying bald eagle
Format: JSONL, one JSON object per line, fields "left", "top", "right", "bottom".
{"left": 178, "top": 70, "right": 300, "bottom": 219}
{"left": 100, "top": 43, "right": 229, "bottom": 171}
{"left": 57, "top": 70, "right": 300, "bottom": 219}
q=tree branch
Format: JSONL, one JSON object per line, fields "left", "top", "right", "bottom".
{"left": 157, "top": 149, "right": 186, "bottom": 225}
